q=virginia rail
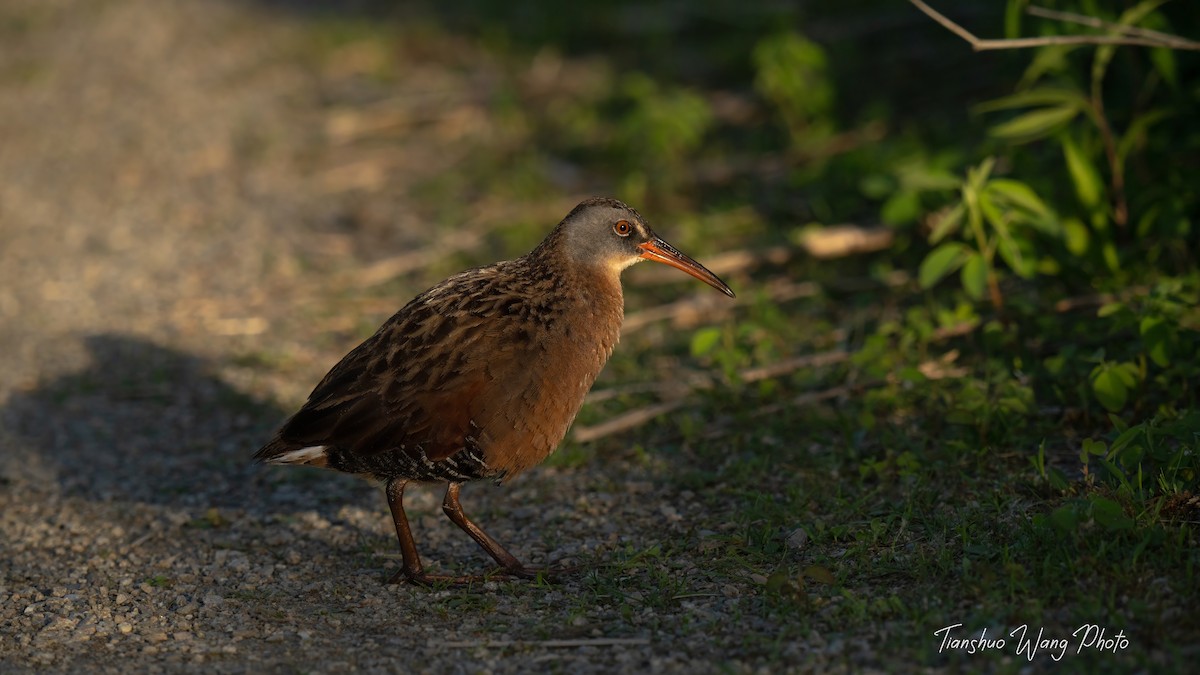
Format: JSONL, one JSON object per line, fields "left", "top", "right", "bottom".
{"left": 256, "top": 197, "right": 734, "bottom": 584}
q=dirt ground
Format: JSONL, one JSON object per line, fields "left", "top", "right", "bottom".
{"left": 0, "top": 1, "right": 833, "bottom": 672}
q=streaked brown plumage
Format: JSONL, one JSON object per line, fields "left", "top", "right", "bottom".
{"left": 256, "top": 197, "right": 734, "bottom": 584}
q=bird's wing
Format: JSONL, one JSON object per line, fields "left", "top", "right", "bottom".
{"left": 266, "top": 265, "right": 541, "bottom": 465}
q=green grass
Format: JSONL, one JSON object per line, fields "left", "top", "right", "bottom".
{"left": 541, "top": 403, "right": 1186, "bottom": 670}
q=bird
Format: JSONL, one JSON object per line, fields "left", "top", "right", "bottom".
{"left": 255, "top": 197, "right": 735, "bottom": 584}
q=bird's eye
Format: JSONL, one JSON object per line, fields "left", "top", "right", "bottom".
{"left": 613, "top": 220, "right": 633, "bottom": 237}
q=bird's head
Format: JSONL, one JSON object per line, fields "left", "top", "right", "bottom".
{"left": 556, "top": 197, "right": 735, "bottom": 298}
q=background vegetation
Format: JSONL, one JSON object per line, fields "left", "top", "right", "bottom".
{"left": 277, "top": 0, "right": 1200, "bottom": 668}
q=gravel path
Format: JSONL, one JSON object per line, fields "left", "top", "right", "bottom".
{"left": 0, "top": 1, "right": 838, "bottom": 672}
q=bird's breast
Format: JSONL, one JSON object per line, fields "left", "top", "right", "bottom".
{"left": 478, "top": 274, "right": 623, "bottom": 478}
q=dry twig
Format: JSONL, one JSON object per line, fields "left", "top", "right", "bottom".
{"left": 1025, "top": 5, "right": 1198, "bottom": 49}
{"left": 622, "top": 279, "right": 819, "bottom": 334}
{"left": 573, "top": 350, "right": 850, "bottom": 442}
{"left": 909, "top": 0, "right": 1200, "bottom": 51}
{"left": 798, "top": 225, "right": 894, "bottom": 259}
{"left": 573, "top": 400, "right": 689, "bottom": 444}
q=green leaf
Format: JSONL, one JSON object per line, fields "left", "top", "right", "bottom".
{"left": 1150, "top": 47, "right": 1177, "bottom": 88}
{"left": 1094, "top": 1, "right": 1172, "bottom": 95}
{"left": 896, "top": 164, "right": 961, "bottom": 192}
{"left": 929, "top": 204, "right": 965, "bottom": 244}
{"left": 965, "top": 157, "right": 995, "bottom": 192}
{"left": 1117, "top": 109, "right": 1173, "bottom": 167}
{"left": 1140, "top": 316, "right": 1172, "bottom": 367}
{"left": 1064, "top": 218, "right": 1090, "bottom": 256}
{"left": 1111, "top": 426, "right": 1142, "bottom": 454}
{"left": 1097, "top": 301, "right": 1126, "bottom": 318}
{"left": 996, "top": 236, "right": 1035, "bottom": 278}
{"left": 1135, "top": 205, "right": 1162, "bottom": 239}
{"left": 764, "top": 570, "right": 789, "bottom": 594}
{"left": 1092, "top": 366, "right": 1128, "bottom": 411}
{"left": 1061, "top": 136, "right": 1103, "bottom": 209}
{"left": 1101, "top": 242, "right": 1120, "bottom": 272}
{"left": 753, "top": 32, "right": 832, "bottom": 141}
{"left": 1096, "top": 458, "right": 1129, "bottom": 488}
{"left": 998, "top": 396, "right": 1029, "bottom": 414}
{"left": 1113, "top": 362, "right": 1139, "bottom": 389}
{"left": 690, "top": 327, "right": 722, "bottom": 357}
{"left": 1083, "top": 438, "right": 1107, "bottom": 456}
{"left": 973, "top": 88, "right": 1086, "bottom": 114}
{"left": 960, "top": 251, "right": 987, "bottom": 301}
{"left": 1018, "top": 46, "right": 1080, "bottom": 89}
{"left": 986, "top": 179, "right": 1050, "bottom": 216}
{"left": 988, "top": 106, "right": 1079, "bottom": 143}
{"left": 918, "top": 242, "right": 969, "bottom": 289}
{"left": 1090, "top": 497, "right": 1134, "bottom": 531}
{"left": 987, "top": 179, "right": 1060, "bottom": 235}
{"left": 802, "top": 565, "right": 835, "bottom": 585}
{"left": 1049, "top": 505, "right": 1079, "bottom": 533}
{"left": 1004, "top": 0, "right": 1021, "bottom": 39}
{"left": 881, "top": 190, "right": 922, "bottom": 226}
{"left": 1046, "top": 467, "right": 1069, "bottom": 491}
{"left": 859, "top": 174, "right": 894, "bottom": 199}
{"left": 978, "top": 191, "right": 1008, "bottom": 236}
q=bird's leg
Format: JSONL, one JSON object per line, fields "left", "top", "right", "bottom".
{"left": 441, "top": 482, "right": 542, "bottom": 579}
{"left": 384, "top": 478, "right": 428, "bottom": 584}
{"left": 386, "top": 479, "right": 510, "bottom": 585}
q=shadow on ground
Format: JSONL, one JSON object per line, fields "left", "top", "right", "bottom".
{"left": 1, "top": 333, "right": 371, "bottom": 515}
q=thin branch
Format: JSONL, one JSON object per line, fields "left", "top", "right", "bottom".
{"left": 348, "top": 230, "right": 487, "bottom": 287}
{"left": 585, "top": 337, "right": 848, "bottom": 406}
{"left": 573, "top": 400, "right": 689, "bottom": 444}
{"left": 911, "top": 0, "right": 983, "bottom": 46}
{"left": 909, "top": 0, "right": 1200, "bottom": 51}
{"left": 574, "top": 350, "right": 849, "bottom": 443}
{"left": 622, "top": 279, "right": 819, "bottom": 334}
{"left": 739, "top": 350, "right": 850, "bottom": 383}
{"left": 1026, "top": 5, "right": 1198, "bottom": 50}
{"left": 798, "top": 225, "right": 894, "bottom": 259}
{"left": 584, "top": 379, "right": 697, "bottom": 405}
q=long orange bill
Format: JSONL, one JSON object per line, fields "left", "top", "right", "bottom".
{"left": 638, "top": 237, "right": 735, "bottom": 298}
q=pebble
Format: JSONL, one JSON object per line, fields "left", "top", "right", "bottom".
{"left": 785, "top": 527, "right": 809, "bottom": 551}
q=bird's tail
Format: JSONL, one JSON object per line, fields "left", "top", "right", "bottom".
{"left": 254, "top": 437, "right": 330, "bottom": 468}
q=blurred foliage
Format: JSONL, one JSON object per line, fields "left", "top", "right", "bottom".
{"left": 298, "top": 0, "right": 1199, "bottom": 503}
{"left": 753, "top": 31, "right": 834, "bottom": 150}
{"left": 274, "top": 0, "right": 1200, "bottom": 664}
{"left": 901, "top": 1, "right": 1200, "bottom": 503}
